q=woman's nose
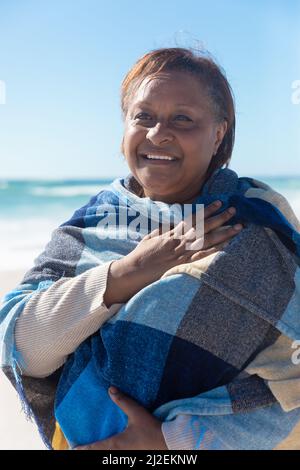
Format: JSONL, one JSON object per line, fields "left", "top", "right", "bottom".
{"left": 146, "top": 122, "right": 174, "bottom": 144}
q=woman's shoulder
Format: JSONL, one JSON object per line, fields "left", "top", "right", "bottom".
{"left": 209, "top": 168, "right": 300, "bottom": 232}
{"left": 240, "top": 175, "right": 300, "bottom": 233}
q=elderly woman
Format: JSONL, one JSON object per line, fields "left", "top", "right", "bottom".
{"left": 1, "top": 47, "right": 300, "bottom": 451}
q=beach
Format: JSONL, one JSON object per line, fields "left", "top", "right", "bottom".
{"left": 0, "top": 270, "right": 46, "bottom": 450}
{"left": 0, "top": 179, "right": 112, "bottom": 449}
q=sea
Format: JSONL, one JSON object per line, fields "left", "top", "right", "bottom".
{"left": 0, "top": 176, "right": 300, "bottom": 272}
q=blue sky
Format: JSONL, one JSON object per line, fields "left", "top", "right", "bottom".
{"left": 0, "top": 0, "right": 299, "bottom": 179}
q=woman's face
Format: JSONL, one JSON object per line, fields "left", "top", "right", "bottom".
{"left": 122, "top": 71, "right": 227, "bottom": 204}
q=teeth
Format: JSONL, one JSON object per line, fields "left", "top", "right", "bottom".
{"left": 145, "top": 155, "right": 176, "bottom": 161}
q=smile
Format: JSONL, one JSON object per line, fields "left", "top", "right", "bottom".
{"left": 140, "top": 154, "right": 179, "bottom": 164}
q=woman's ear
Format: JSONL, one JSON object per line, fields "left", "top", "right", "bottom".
{"left": 213, "top": 120, "right": 228, "bottom": 155}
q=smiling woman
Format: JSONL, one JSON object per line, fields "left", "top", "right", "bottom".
{"left": 123, "top": 71, "right": 227, "bottom": 204}
{"left": 120, "top": 49, "right": 234, "bottom": 204}
{"left": 1, "top": 47, "right": 300, "bottom": 451}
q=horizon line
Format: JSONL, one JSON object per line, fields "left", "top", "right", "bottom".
{"left": 1, "top": 174, "right": 300, "bottom": 182}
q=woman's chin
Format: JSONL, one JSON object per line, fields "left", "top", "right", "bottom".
{"left": 138, "top": 170, "right": 177, "bottom": 185}
{"left": 139, "top": 181, "right": 176, "bottom": 198}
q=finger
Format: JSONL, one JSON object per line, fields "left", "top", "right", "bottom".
{"left": 204, "top": 207, "right": 236, "bottom": 234}
{"left": 75, "top": 441, "right": 109, "bottom": 450}
{"left": 173, "top": 227, "right": 200, "bottom": 253}
{"left": 171, "top": 217, "right": 200, "bottom": 240}
{"left": 150, "top": 201, "right": 226, "bottom": 240}
{"left": 108, "top": 387, "right": 150, "bottom": 424}
{"left": 189, "top": 241, "right": 230, "bottom": 262}
{"left": 178, "top": 222, "right": 243, "bottom": 253}
{"left": 143, "top": 228, "right": 160, "bottom": 240}
{"left": 162, "top": 205, "right": 235, "bottom": 243}
{"left": 201, "top": 224, "right": 243, "bottom": 250}
{"left": 203, "top": 200, "right": 223, "bottom": 218}
{"left": 170, "top": 220, "right": 186, "bottom": 239}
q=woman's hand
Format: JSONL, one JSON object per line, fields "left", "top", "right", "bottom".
{"left": 122, "top": 200, "right": 241, "bottom": 275}
{"left": 104, "top": 201, "right": 243, "bottom": 307}
{"left": 74, "top": 387, "right": 168, "bottom": 450}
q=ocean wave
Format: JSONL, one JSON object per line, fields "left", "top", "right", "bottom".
{"left": 278, "top": 190, "right": 300, "bottom": 219}
{"left": 0, "top": 183, "right": 299, "bottom": 272}
{"left": 30, "top": 184, "right": 109, "bottom": 197}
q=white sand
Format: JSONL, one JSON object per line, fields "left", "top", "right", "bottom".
{"left": 0, "top": 270, "right": 46, "bottom": 450}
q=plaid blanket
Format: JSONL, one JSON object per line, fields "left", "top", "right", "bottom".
{"left": 1, "top": 168, "right": 300, "bottom": 450}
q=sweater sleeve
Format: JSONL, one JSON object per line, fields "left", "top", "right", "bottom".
{"left": 14, "top": 260, "right": 124, "bottom": 378}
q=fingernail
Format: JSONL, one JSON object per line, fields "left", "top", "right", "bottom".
{"left": 213, "top": 200, "right": 221, "bottom": 207}
{"left": 228, "top": 207, "right": 236, "bottom": 214}
{"left": 233, "top": 224, "right": 243, "bottom": 231}
{"left": 109, "top": 386, "right": 118, "bottom": 394}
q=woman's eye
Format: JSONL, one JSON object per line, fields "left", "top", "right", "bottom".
{"left": 135, "top": 113, "right": 152, "bottom": 120}
{"left": 134, "top": 113, "right": 192, "bottom": 123}
{"left": 175, "top": 115, "right": 192, "bottom": 121}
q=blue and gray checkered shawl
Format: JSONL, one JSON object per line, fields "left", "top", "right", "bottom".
{"left": 1, "top": 167, "right": 300, "bottom": 450}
